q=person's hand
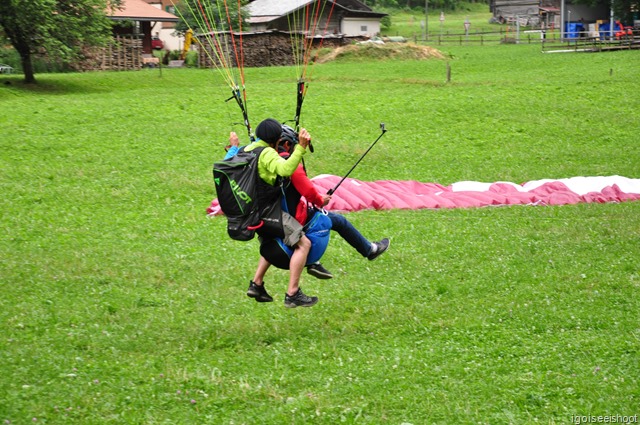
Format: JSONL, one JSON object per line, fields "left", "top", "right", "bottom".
{"left": 298, "top": 128, "right": 310, "bottom": 149}
{"left": 229, "top": 131, "right": 240, "bottom": 147}
{"left": 321, "top": 194, "right": 332, "bottom": 206}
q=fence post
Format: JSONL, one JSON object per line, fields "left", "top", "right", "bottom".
{"left": 117, "top": 36, "right": 121, "bottom": 70}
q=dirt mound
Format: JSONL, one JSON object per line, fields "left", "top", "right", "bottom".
{"left": 315, "top": 43, "right": 445, "bottom": 63}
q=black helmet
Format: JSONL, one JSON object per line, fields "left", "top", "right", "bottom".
{"left": 280, "top": 125, "right": 299, "bottom": 145}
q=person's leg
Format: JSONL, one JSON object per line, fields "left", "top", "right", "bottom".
{"left": 252, "top": 256, "right": 270, "bottom": 285}
{"left": 280, "top": 213, "right": 318, "bottom": 307}
{"left": 247, "top": 256, "right": 273, "bottom": 302}
{"left": 328, "top": 212, "right": 373, "bottom": 257}
{"left": 284, "top": 235, "right": 318, "bottom": 307}
{"left": 328, "top": 212, "right": 391, "bottom": 260}
{"left": 286, "top": 235, "right": 310, "bottom": 297}
{"left": 306, "top": 211, "right": 334, "bottom": 278}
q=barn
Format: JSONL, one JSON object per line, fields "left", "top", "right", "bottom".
{"left": 196, "top": 0, "right": 386, "bottom": 68}
{"left": 246, "top": 0, "right": 387, "bottom": 38}
{"left": 490, "top": 0, "right": 615, "bottom": 37}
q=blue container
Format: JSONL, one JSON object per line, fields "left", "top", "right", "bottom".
{"left": 598, "top": 22, "right": 622, "bottom": 39}
{"left": 565, "top": 22, "right": 584, "bottom": 38}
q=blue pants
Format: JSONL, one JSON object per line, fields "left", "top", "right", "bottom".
{"left": 327, "top": 212, "right": 372, "bottom": 258}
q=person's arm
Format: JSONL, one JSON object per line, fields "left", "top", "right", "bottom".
{"left": 223, "top": 132, "right": 241, "bottom": 160}
{"left": 267, "top": 128, "right": 311, "bottom": 176}
{"left": 290, "top": 166, "right": 329, "bottom": 208}
{"left": 224, "top": 145, "right": 240, "bottom": 160}
{"left": 258, "top": 128, "right": 311, "bottom": 182}
{"left": 260, "top": 145, "right": 306, "bottom": 178}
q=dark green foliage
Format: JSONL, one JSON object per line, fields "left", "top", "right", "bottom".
{"left": 571, "top": 0, "right": 639, "bottom": 22}
{"left": 0, "top": 0, "right": 120, "bottom": 83}
{"left": 174, "top": 0, "right": 249, "bottom": 35}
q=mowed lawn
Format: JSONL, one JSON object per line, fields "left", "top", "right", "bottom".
{"left": 1, "top": 44, "right": 639, "bottom": 424}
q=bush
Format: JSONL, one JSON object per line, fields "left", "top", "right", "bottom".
{"left": 0, "top": 47, "right": 20, "bottom": 70}
{"left": 0, "top": 47, "right": 74, "bottom": 73}
{"left": 185, "top": 50, "right": 198, "bottom": 67}
{"left": 380, "top": 15, "right": 392, "bottom": 30}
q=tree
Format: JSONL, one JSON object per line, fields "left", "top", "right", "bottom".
{"left": 0, "top": 0, "right": 121, "bottom": 83}
{"left": 174, "top": 0, "right": 248, "bottom": 35}
{"left": 572, "top": 0, "right": 640, "bottom": 24}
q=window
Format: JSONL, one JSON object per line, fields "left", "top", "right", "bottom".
{"left": 361, "top": 25, "right": 368, "bottom": 32}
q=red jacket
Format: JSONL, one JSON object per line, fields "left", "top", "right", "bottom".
{"left": 279, "top": 152, "right": 324, "bottom": 224}
{"left": 290, "top": 164, "right": 325, "bottom": 224}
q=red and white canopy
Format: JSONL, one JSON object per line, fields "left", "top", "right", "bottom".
{"left": 207, "top": 175, "right": 640, "bottom": 215}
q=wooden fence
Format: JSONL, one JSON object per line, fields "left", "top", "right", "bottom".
{"left": 408, "top": 28, "right": 640, "bottom": 51}
{"left": 408, "top": 27, "right": 547, "bottom": 45}
{"left": 541, "top": 30, "right": 640, "bottom": 53}
{"left": 79, "top": 35, "right": 144, "bottom": 71}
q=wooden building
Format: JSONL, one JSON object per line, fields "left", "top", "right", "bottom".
{"left": 246, "top": 0, "right": 387, "bottom": 37}
{"left": 80, "top": 0, "right": 180, "bottom": 71}
{"left": 196, "top": 29, "right": 364, "bottom": 69}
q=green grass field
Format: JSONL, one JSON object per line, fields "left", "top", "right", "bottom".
{"left": 383, "top": 2, "right": 499, "bottom": 39}
{"left": 1, "top": 43, "right": 639, "bottom": 424}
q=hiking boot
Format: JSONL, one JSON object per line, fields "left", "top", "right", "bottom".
{"left": 307, "top": 263, "right": 334, "bottom": 279}
{"left": 367, "top": 238, "right": 390, "bottom": 261}
{"left": 284, "top": 288, "right": 318, "bottom": 308}
{"left": 247, "top": 281, "right": 273, "bottom": 303}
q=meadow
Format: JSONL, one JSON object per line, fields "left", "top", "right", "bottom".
{"left": 1, "top": 43, "right": 639, "bottom": 424}
{"left": 383, "top": 2, "right": 503, "bottom": 39}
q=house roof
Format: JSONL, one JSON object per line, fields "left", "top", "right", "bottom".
{"left": 109, "top": 0, "right": 179, "bottom": 22}
{"left": 246, "top": 0, "right": 386, "bottom": 23}
{"left": 247, "top": 0, "right": 313, "bottom": 17}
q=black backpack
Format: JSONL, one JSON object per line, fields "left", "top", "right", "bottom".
{"left": 213, "top": 147, "right": 286, "bottom": 241}
{"left": 213, "top": 147, "right": 266, "bottom": 241}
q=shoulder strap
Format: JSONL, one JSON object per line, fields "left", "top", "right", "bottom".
{"left": 240, "top": 145, "right": 266, "bottom": 156}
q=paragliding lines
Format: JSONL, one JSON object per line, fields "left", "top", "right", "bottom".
{"left": 171, "top": 0, "right": 252, "bottom": 137}
{"left": 171, "top": 0, "right": 340, "bottom": 139}
{"left": 287, "top": 0, "right": 337, "bottom": 133}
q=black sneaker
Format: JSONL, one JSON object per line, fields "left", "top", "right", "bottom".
{"left": 284, "top": 288, "right": 318, "bottom": 308}
{"left": 307, "top": 263, "right": 334, "bottom": 279}
{"left": 367, "top": 238, "right": 390, "bottom": 261}
{"left": 247, "top": 281, "right": 273, "bottom": 303}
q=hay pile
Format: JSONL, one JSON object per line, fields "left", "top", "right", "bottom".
{"left": 314, "top": 43, "right": 445, "bottom": 63}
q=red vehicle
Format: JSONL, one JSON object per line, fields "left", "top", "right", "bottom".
{"left": 151, "top": 37, "right": 164, "bottom": 50}
{"left": 614, "top": 21, "right": 633, "bottom": 38}
{"left": 599, "top": 20, "right": 633, "bottom": 39}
